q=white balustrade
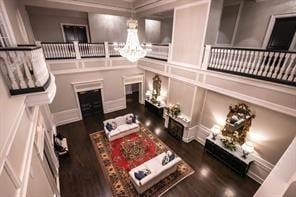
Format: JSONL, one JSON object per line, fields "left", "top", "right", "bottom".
{"left": 41, "top": 42, "right": 75, "bottom": 59}
{"left": 108, "top": 43, "right": 120, "bottom": 57}
{"left": 204, "top": 45, "right": 296, "bottom": 85}
{"left": 0, "top": 46, "right": 50, "bottom": 95}
{"left": 78, "top": 43, "right": 105, "bottom": 58}
{"left": 146, "top": 44, "right": 169, "bottom": 60}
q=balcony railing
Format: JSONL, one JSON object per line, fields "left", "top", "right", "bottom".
{"left": 0, "top": 46, "right": 51, "bottom": 95}
{"left": 78, "top": 43, "right": 105, "bottom": 58}
{"left": 146, "top": 44, "right": 170, "bottom": 61}
{"left": 203, "top": 45, "right": 296, "bottom": 86}
{"left": 40, "top": 42, "right": 170, "bottom": 61}
{"left": 41, "top": 42, "right": 76, "bottom": 60}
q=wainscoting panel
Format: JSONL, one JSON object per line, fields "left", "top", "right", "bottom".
{"left": 138, "top": 59, "right": 165, "bottom": 72}
{"left": 170, "top": 66, "right": 197, "bottom": 81}
{"left": 53, "top": 108, "right": 81, "bottom": 126}
{"left": 103, "top": 98, "right": 126, "bottom": 114}
{"left": 194, "top": 124, "right": 274, "bottom": 184}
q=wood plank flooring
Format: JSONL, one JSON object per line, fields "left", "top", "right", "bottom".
{"left": 57, "top": 93, "right": 260, "bottom": 197}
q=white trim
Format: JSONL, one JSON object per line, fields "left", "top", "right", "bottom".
{"left": 0, "top": 0, "right": 17, "bottom": 46}
{"left": 103, "top": 98, "right": 126, "bottom": 113}
{"left": 174, "top": 0, "right": 209, "bottom": 10}
{"left": 53, "top": 108, "right": 81, "bottom": 126}
{"left": 289, "top": 32, "right": 296, "bottom": 51}
{"left": 123, "top": 74, "right": 145, "bottom": 105}
{"left": 72, "top": 79, "right": 105, "bottom": 119}
{"left": 195, "top": 124, "right": 274, "bottom": 184}
{"left": 215, "top": 0, "right": 243, "bottom": 46}
{"left": 38, "top": 0, "right": 131, "bottom": 13}
{"left": 262, "top": 12, "right": 296, "bottom": 49}
{"left": 61, "top": 23, "right": 90, "bottom": 43}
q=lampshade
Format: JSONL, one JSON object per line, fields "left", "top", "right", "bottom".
{"left": 211, "top": 125, "right": 221, "bottom": 135}
{"left": 156, "top": 96, "right": 163, "bottom": 102}
{"left": 145, "top": 90, "right": 152, "bottom": 96}
{"left": 242, "top": 141, "right": 254, "bottom": 154}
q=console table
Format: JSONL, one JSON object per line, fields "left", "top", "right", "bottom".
{"left": 204, "top": 136, "right": 254, "bottom": 176}
{"left": 144, "top": 99, "right": 164, "bottom": 117}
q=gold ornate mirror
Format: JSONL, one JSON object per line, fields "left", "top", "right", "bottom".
{"left": 222, "top": 103, "right": 255, "bottom": 145}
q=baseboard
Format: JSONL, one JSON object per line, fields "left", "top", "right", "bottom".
{"left": 53, "top": 108, "right": 81, "bottom": 126}
{"left": 103, "top": 98, "right": 126, "bottom": 114}
{"left": 182, "top": 135, "right": 195, "bottom": 143}
{"left": 194, "top": 124, "right": 274, "bottom": 184}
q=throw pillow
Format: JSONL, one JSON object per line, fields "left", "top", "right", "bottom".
{"left": 134, "top": 169, "right": 151, "bottom": 181}
{"left": 111, "top": 121, "right": 117, "bottom": 130}
{"left": 167, "top": 150, "right": 176, "bottom": 161}
{"left": 106, "top": 123, "right": 112, "bottom": 131}
{"left": 132, "top": 115, "right": 136, "bottom": 123}
{"left": 162, "top": 154, "right": 170, "bottom": 166}
{"left": 126, "top": 116, "right": 133, "bottom": 124}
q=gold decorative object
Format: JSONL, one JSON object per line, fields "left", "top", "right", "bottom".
{"left": 152, "top": 74, "right": 161, "bottom": 102}
{"left": 222, "top": 103, "right": 255, "bottom": 145}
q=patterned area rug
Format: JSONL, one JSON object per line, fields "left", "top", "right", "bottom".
{"left": 90, "top": 124, "right": 194, "bottom": 197}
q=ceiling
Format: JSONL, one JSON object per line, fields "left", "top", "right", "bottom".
{"left": 22, "top": 0, "right": 200, "bottom": 17}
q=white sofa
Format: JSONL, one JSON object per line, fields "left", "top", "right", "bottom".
{"left": 129, "top": 152, "right": 182, "bottom": 194}
{"left": 103, "top": 113, "right": 139, "bottom": 141}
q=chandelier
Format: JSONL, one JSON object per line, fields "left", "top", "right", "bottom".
{"left": 114, "top": 19, "right": 151, "bottom": 62}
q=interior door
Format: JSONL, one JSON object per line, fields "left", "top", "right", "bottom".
{"left": 78, "top": 89, "right": 103, "bottom": 119}
{"left": 63, "top": 25, "right": 88, "bottom": 43}
{"left": 267, "top": 17, "right": 296, "bottom": 51}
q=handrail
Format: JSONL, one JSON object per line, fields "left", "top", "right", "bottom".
{"left": 0, "top": 47, "right": 51, "bottom": 95}
{"left": 203, "top": 45, "right": 296, "bottom": 86}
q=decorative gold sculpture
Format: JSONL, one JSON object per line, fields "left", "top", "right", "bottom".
{"left": 151, "top": 74, "right": 161, "bottom": 103}
{"left": 222, "top": 103, "right": 255, "bottom": 145}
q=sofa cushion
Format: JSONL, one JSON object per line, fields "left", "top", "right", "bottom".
{"left": 134, "top": 169, "right": 151, "bottom": 181}
{"left": 117, "top": 124, "right": 130, "bottom": 132}
{"left": 114, "top": 116, "right": 126, "bottom": 126}
{"left": 111, "top": 121, "right": 117, "bottom": 130}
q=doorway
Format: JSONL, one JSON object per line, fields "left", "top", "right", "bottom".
{"left": 267, "top": 17, "right": 296, "bottom": 51}
{"left": 125, "top": 83, "right": 140, "bottom": 107}
{"left": 62, "top": 24, "right": 89, "bottom": 42}
{"left": 77, "top": 89, "right": 104, "bottom": 119}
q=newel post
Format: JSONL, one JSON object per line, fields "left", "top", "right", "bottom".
{"left": 201, "top": 45, "right": 212, "bottom": 70}
{"left": 73, "top": 41, "right": 81, "bottom": 59}
{"left": 104, "top": 41, "right": 110, "bottom": 58}
{"left": 168, "top": 43, "right": 173, "bottom": 62}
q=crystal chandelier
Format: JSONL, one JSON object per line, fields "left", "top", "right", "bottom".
{"left": 114, "top": 19, "right": 150, "bottom": 62}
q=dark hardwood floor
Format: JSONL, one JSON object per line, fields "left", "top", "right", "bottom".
{"left": 57, "top": 92, "right": 260, "bottom": 197}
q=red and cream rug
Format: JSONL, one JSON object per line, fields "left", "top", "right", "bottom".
{"left": 90, "top": 124, "right": 194, "bottom": 196}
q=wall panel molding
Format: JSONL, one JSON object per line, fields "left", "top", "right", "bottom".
{"left": 53, "top": 108, "right": 81, "bottom": 126}
{"left": 195, "top": 124, "right": 274, "bottom": 184}
{"left": 103, "top": 98, "right": 126, "bottom": 114}
{"left": 138, "top": 59, "right": 296, "bottom": 117}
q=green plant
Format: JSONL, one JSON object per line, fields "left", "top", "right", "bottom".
{"left": 166, "top": 104, "right": 181, "bottom": 117}
{"left": 220, "top": 137, "right": 237, "bottom": 151}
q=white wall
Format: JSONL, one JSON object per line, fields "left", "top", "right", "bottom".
{"left": 204, "top": 0, "right": 223, "bottom": 45}
{"left": 145, "top": 19, "right": 161, "bottom": 43}
{"left": 49, "top": 68, "right": 143, "bottom": 114}
{"left": 88, "top": 13, "right": 127, "bottom": 43}
{"left": 3, "top": 0, "right": 34, "bottom": 44}
{"left": 234, "top": 0, "right": 296, "bottom": 48}
{"left": 27, "top": 6, "right": 89, "bottom": 42}
{"left": 160, "top": 17, "right": 173, "bottom": 44}
{"left": 201, "top": 91, "right": 296, "bottom": 165}
{"left": 172, "top": 2, "right": 209, "bottom": 67}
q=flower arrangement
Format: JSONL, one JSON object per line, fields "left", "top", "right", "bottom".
{"left": 166, "top": 103, "right": 181, "bottom": 118}
{"left": 220, "top": 136, "right": 237, "bottom": 151}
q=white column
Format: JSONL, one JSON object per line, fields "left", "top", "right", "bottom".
{"left": 73, "top": 41, "right": 81, "bottom": 59}
{"left": 201, "top": 45, "right": 212, "bottom": 70}
{"left": 104, "top": 41, "right": 109, "bottom": 58}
